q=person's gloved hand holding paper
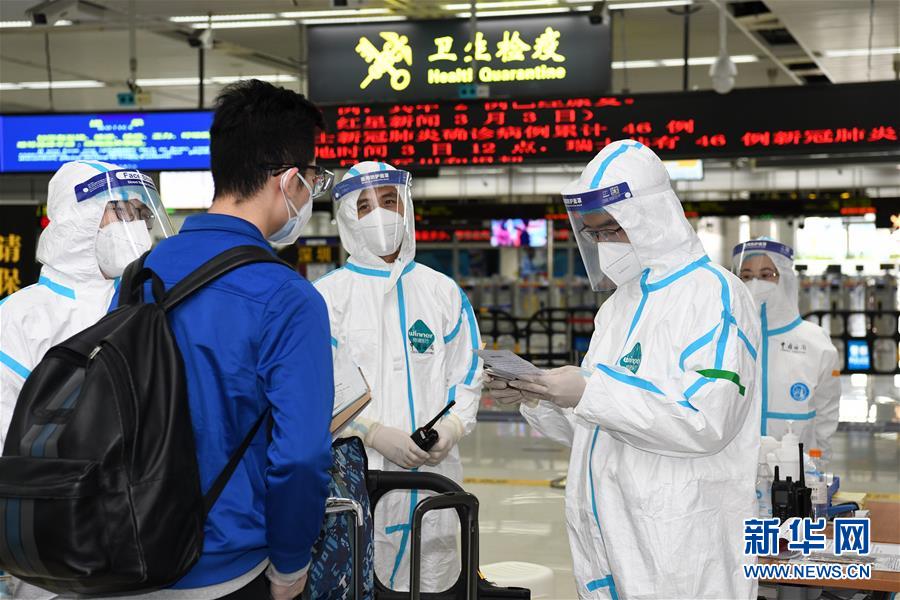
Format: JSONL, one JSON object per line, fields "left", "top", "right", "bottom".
{"left": 509, "top": 366, "right": 591, "bottom": 409}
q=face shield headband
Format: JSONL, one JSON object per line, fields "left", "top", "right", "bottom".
{"left": 333, "top": 169, "right": 412, "bottom": 203}
{"left": 732, "top": 239, "right": 794, "bottom": 264}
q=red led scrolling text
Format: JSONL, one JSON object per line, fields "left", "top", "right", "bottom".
{"left": 316, "top": 99, "right": 897, "bottom": 165}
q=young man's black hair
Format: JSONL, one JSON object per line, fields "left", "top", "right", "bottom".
{"left": 210, "top": 79, "right": 326, "bottom": 202}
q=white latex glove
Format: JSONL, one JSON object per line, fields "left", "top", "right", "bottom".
{"left": 366, "top": 423, "right": 430, "bottom": 469}
{"left": 425, "top": 413, "right": 465, "bottom": 467}
{"left": 509, "top": 365, "right": 590, "bottom": 409}
{"left": 484, "top": 374, "right": 534, "bottom": 406}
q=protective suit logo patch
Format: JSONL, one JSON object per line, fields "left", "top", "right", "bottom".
{"left": 619, "top": 343, "right": 642, "bottom": 374}
{"left": 790, "top": 382, "right": 810, "bottom": 401}
{"left": 408, "top": 320, "right": 435, "bottom": 354}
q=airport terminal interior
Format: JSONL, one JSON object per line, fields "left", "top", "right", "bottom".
{"left": 0, "top": 0, "right": 898, "bottom": 599}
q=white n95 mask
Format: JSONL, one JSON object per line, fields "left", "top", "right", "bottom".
{"left": 268, "top": 171, "right": 313, "bottom": 246}
{"left": 359, "top": 207, "right": 404, "bottom": 257}
{"left": 745, "top": 279, "right": 778, "bottom": 307}
{"left": 597, "top": 242, "right": 642, "bottom": 287}
{"left": 95, "top": 220, "right": 152, "bottom": 278}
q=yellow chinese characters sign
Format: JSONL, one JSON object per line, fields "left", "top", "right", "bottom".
{"left": 309, "top": 16, "right": 611, "bottom": 102}
{"left": 0, "top": 234, "right": 23, "bottom": 297}
{"left": 356, "top": 27, "right": 569, "bottom": 91}
{"left": 0, "top": 206, "right": 42, "bottom": 300}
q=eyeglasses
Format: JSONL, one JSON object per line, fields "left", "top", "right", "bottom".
{"left": 740, "top": 270, "right": 779, "bottom": 282}
{"left": 579, "top": 224, "right": 627, "bottom": 244}
{"left": 263, "top": 163, "right": 335, "bottom": 198}
{"left": 105, "top": 200, "right": 155, "bottom": 230}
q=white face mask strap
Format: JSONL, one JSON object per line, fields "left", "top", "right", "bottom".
{"left": 280, "top": 171, "right": 301, "bottom": 219}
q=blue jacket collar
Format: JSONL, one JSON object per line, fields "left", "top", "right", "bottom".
{"left": 181, "top": 213, "right": 267, "bottom": 243}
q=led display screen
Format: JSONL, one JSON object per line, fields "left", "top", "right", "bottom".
{"left": 0, "top": 111, "right": 213, "bottom": 173}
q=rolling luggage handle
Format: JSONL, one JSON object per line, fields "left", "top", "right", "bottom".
{"left": 324, "top": 497, "right": 365, "bottom": 600}
{"left": 409, "top": 492, "right": 479, "bottom": 600}
{"left": 367, "top": 471, "right": 479, "bottom": 600}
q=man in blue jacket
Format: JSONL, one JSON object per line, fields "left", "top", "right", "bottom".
{"left": 117, "top": 80, "right": 335, "bottom": 600}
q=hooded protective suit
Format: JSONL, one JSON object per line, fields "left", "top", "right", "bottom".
{"left": 0, "top": 161, "right": 144, "bottom": 600}
{"left": 733, "top": 239, "right": 841, "bottom": 458}
{"left": 314, "top": 162, "right": 482, "bottom": 592}
{"left": 0, "top": 161, "right": 135, "bottom": 448}
{"left": 520, "top": 141, "right": 761, "bottom": 599}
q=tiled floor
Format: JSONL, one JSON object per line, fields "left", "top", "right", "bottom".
{"left": 458, "top": 421, "right": 900, "bottom": 599}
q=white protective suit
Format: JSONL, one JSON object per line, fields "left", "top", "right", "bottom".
{"left": 521, "top": 141, "right": 761, "bottom": 599}
{"left": 0, "top": 161, "right": 130, "bottom": 600}
{"left": 314, "top": 162, "right": 483, "bottom": 592}
{"left": 0, "top": 161, "right": 130, "bottom": 448}
{"left": 733, "top": 239, "right": 841, "bottom": 458}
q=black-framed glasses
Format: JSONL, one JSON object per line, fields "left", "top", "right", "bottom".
{"left": 579, "top": 224, "right": 627, "bottom": 244}
{"left": 262, "top": 163, "right": 335, "bottom": 198}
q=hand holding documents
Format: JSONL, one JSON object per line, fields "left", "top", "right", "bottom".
{"left": 331, "top": 346, "right": 371, "bottom": 436}
{"left": 475, "top": 349, "right": 543, "bottom": 381}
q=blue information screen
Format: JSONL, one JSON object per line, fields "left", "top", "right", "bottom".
{"left": 846, "top": 339, "right": 871, "bottom": 371}
{"left": 0, "top": 111, "right": 214, "bottom": 172}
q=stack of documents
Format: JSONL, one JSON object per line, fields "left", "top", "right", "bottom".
{"left": 475, "top": 349, "right": 543, "bottom": 381}
{"left": 331, "top": 346, "right": 371, "bottom": 436}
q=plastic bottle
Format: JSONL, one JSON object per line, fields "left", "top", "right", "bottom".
{"left": 809, "top": 448, "right": 828, "bottom": 521}
{"left": 772, "top": 424, "right": 801, "bottom": 481}
{"left": 756, "top": 456, "right": 773, "bottom": 518}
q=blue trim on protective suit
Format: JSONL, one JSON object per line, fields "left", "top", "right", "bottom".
{"left": 624, "top": 270, "right": 650, "bottom": 344}
{"left": 768, "top": 316, "right": 803, "bottom": 336}
{"left": 760, "top": 312, "right": 804, "bottom": 435}
{"left": 385, "top": 523, "right": 408, "bottom": 535}
{"left": 387, "top": 264, "right": 420, "bottom": 589}
{"left": 645, "top": 256, "right": 710, "bottom": 291}
{"left": 760, "top": 305, "right": 770, "bottom": 436}
{"left": 768, "top": 410, "right": 816, "bottom": 421}
{"left": 313, "top": 267, "right": 344, "bottom": 284}
{"left": 588, "top": 427, "right": 601, "bottom": 530}
{"left": 736, "top": 328, "right": 757, "bottom": 360}
{"left": 38, "top": 276, "right": 76, "bottom": 299}
{"left": 444, "top": 313, "right": 463, "bottom": 344}
{"left": 345, "top": 263, "right": 390, "bottom": 278}
{"left": 679, "top": 322, "right": 719, "bottom": 371}
{"left": 595, "top": 363, "right": 664, "bottom": 395}
{"left": 460, "top": 291, "right": 479, "bottom": 386}
{"left": 589, "top": 141, "right": 643, "bottom": 189}
{"left": 586, "top": 575, "right": 619, "bottom": 599}
{"left": 0, "top": 351, "right": 31, "bottom": 380}
{"left": 698, "top": 264, "right": 732, "bottom": 369}
{"left": 684, "top": 376, "right": 713, "bottom": 400}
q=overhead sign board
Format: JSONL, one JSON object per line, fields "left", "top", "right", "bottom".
{"left": 307, "top": 15, "right": 611, "bottom": 103}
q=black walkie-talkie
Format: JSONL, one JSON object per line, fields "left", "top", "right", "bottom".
{"left": 410, "top": 401, "right": 456, "bottom": 451}
{"left": 771, "top": 442, "right": 813, "bottom": 522}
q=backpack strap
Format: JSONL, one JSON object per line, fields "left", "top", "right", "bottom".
{"left": 166, "top": 245, "right": 291, "bottom": 514}
{"left": 203, "top": 409, "right": 269, "bottom": 517}
{"left": 118, "top": 250, "right": 152, "bottom": 307}
{"left": 162, "top": 245, "right": 292, "bottom": 312}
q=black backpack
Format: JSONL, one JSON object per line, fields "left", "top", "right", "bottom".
{"left": 0, "top": 245, "right": 290, "bottom": 595}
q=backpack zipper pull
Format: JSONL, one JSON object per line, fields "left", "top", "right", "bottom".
{"left": 89, "top": 345, "right": 102, "bottom": 360}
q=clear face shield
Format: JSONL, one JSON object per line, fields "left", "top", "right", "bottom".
{"left": 732, "top": 239, "right": 795, "bottom": 306}
{"left": 77, "top": 169, "right": 175, "bottom": 277}
{"left": 562, "top": 183, "right": 633, "bottom": 292}
{"left": 333, "top": 170, "right": 412, "bottom": 258}
{"left": 732, "top": 239, "right": 794, "bottom": 282}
